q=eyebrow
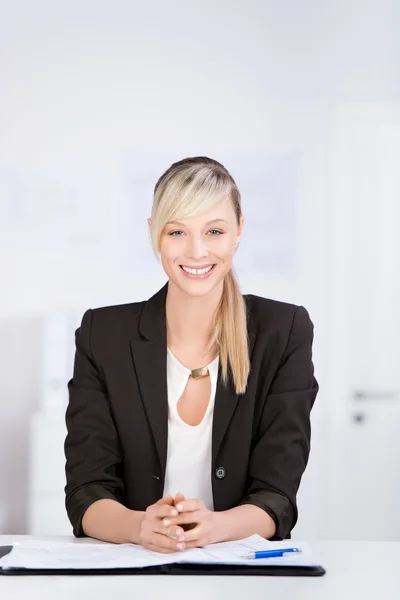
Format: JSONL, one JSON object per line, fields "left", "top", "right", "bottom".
{"left": 166, "top": 219, "right": 228, "bottom": 227}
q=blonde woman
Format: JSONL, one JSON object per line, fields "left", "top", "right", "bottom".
{"left": 64, "top": 156, "right": 319, "bottom": 554}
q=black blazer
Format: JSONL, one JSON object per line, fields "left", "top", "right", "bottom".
{"left": 64, "top": 280, "right": 319, "bottom": 541}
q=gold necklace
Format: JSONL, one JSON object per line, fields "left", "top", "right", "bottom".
{"left": 167, "top": 346, "right": 212, "bottom": 379}
{"left": 190, "top": 366, "right": 210, "bottom": 379}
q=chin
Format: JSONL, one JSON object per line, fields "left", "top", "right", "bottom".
{"left": 181, "top": 285, "right": 216, "bottom": 298}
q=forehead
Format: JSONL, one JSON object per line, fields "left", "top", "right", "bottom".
{"left": 166, "top": 196, "right": 236, "bottom": 227}
{"left": 166, "top": 217, "right": 229, "bottom": 227}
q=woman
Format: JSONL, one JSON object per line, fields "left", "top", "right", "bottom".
{"left": 64, "top": 156, "right": 319, "bottom": 554}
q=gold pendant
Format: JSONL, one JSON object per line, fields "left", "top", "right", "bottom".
{"left": 190, "top": 367, "right": 210, "bottom": 379}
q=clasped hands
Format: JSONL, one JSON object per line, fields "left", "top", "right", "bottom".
{"left": 139, "top": 492, "right": 219, "bottom": 553}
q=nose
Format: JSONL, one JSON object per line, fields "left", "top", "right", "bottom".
{"left": 186, "top": 236, "right": 209, "bottom": 260}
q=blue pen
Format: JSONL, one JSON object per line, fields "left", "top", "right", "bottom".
{"left": 243, "top": 548, "right": 301, "bottom": 559}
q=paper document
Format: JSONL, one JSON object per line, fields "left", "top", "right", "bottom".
{"left": 0, "top": 535, "right": 320, "bottom": 570}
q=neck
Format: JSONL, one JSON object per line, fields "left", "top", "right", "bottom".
{"left": 165, "top": 279, "right": 223, "bottom": 348}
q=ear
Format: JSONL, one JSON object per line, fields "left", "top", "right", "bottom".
{"left": 147, "top": 218, "right": 151, "bottom": 229}
{"left": 239, "top": 214, "right": 244, "bottom": 232}
{"left": 236, "top": 214, "right": 244, "bottom": 243}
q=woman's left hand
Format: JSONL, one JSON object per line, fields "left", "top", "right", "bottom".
{"left": 164, "top": 498, "right": 220, "bottom": 549}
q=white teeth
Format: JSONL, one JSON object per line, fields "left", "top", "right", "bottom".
{"left": 181, "top": 265, "right": 214, "bottom": 275}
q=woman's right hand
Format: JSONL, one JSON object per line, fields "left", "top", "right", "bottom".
{"left": 139, "top": 494, "right": 187, "bottom": 553}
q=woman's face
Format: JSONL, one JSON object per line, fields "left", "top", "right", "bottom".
{"left": 148, "top": 196, "right": 243, "bottom": 297}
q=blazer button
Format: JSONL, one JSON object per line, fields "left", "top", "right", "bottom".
{"left": 215, "top": 466, "right": 226, "bottom": 479}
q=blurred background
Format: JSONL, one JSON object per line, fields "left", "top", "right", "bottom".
{"left": 1, "top": 0, "right": 399, "bottom": 541}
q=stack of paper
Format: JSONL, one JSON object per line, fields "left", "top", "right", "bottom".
{"left": 0, "top": 535, "right": 320, "bottom": 571}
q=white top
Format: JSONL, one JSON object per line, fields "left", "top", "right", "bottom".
{"left": 162, "top": 347, "right": 220, "bottom": 510}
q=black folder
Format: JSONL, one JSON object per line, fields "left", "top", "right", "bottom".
{"left": 0, "top": 545, "right": 325, "bottom": 576}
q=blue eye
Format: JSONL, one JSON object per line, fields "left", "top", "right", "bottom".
{"left": 169, "top": 230, "right": 223, "bottom": 236}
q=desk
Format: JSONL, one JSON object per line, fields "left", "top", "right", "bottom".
{"left": 1, "top": 536, "right": 399, "bottom": 600}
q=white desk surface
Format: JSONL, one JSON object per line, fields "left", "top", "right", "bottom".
{"left": 0, "top": 535, "right": 399, "bottom": 600}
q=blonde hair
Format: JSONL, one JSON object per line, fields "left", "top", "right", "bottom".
{"left": 149, "top": 156, "right": 251, "bottom": 395}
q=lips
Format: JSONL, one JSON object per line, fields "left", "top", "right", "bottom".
{"left": 180, "top": 265, "right": 215, "bottom": 271}
{"left": 179, "top": 264, "right": 216, "bottom": 278}
{"left": 180, "top": 264, "right": 215, "bottom": 269}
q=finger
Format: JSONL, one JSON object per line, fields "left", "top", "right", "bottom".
{"left": 143, "top": 541, "right": 178, "bottom": 554}
{"left": 156, "top": 494, "right": 175, "bottom": 506}
{"left": 166, "top": 510, "right": 202, "bottom": 526}
{"left": 179, "top": 539, "right": 207, "bottom": 549}
{"left": 177, "top": 524, "right": 202, "bottom": 543}
{"left": 165, "top": 525, "right": 186, "bottom": 539}
{"left": 146, "top": 503, "right": 178, "bottom": 519}
{"left": 175, "top": 499, "right": 205, "bottom": 513}
{"left": 151, "top": 519, "right": 186, "bottom": 539}
{"left": 148, "top": 532, "right": 186, "bottom": 552}
{"left": 174, "top": 492, "right": 186, "bottom": 505}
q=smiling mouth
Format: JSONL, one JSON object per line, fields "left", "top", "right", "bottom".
{"left": 180, "top": 264, "right": 216, "bottom": 273}
{"left": 180, "top": 264, "right": 215, "bottom": 269}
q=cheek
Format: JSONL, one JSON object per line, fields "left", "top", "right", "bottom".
{"left": 159, "top": 243, "right": 182, "bottom": 278}
{"left": 160, "top": 254, "right": 175, "bottom": 275}
{"left": 159, "top": 239, "right": 175, "bottom": 262}
{"left": 218, "top": 237, "right": 236, "bottom": 258}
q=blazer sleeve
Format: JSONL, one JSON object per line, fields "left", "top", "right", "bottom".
{"left": 64, "top": 309, "right": 125, "bottom": 537}
{"left": 238, "top": 305, "right": 319, "bottom": 540}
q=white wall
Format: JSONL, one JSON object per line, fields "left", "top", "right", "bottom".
{"left": 0, "top": 0, "right": 399, "bottom": 537}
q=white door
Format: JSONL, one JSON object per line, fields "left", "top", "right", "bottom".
{"left": 325, "top": 104, "right": 400, "bottom": 540}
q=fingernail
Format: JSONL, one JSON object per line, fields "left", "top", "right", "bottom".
{"left": 163, "top": 519, "right": 170, "bottom": 526}
{"left": 175, "top": 528, "right": 181, "bottom": 537}
{"left": 170, "top": 509, "right": 177, "bottom": 516}
{"left": 177, "top": 543, "right": 184, "bottom": 550}
{"left": 177, "top": 504, "right": 183, "bottom": 511}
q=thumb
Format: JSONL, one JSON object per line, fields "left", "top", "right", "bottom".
{"left": 156, "top": 494, "right": 175, "bottom": 505}
{"left": 174, "top": 492, "right": 186, "bottom": 505}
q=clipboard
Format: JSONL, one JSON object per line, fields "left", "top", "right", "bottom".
{"left": 0, "top": 545, "right": 326, "bottom": 576}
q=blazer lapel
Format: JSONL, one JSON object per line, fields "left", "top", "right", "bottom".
{"left": 129, "top": 281, "right": 257, "bottom": 482}
{"left": 130, "top": 282, "right": 169, "bottom": 479}
{"left": 212, "top": 328, "right": 256, "bottom": 468}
